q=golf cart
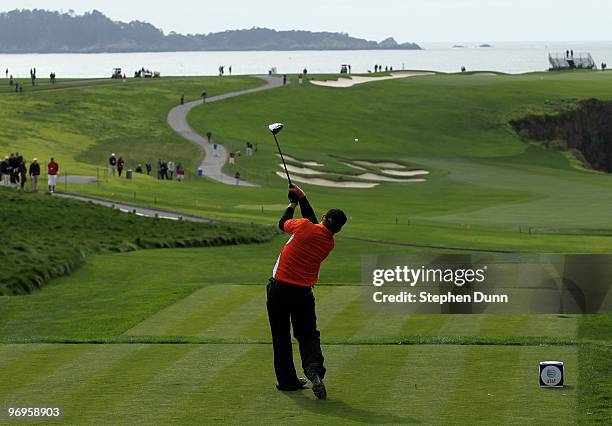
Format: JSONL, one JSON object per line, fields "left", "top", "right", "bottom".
{"left": 111, "top": 68, "right": 123, "bottom": 79}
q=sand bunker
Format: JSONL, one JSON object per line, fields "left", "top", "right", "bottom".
{"left": 283, "top": 164, "right": 324, "bottom": 175}
{"left": 356, "top": 173, "right": 426, "bottom": 183}
{"left": 275, "top": 172, "right": 378, "bottom": 189}
{"left": 381, "top": 169, "right": 430, "bottom": 177}
{"left": 353, "top": 161, "right": 406, "bottom": 169}
{"left": 276, "top": 154, "right": 324, "bottom": 167}
{"left": 473, "top": 72, "right": 497, "bottom": 76}
{"left": 310, "top": 72, "right": 435, "bottom": 88}
{"left": 340, "top": 161, "right": 367, "bottom": 171}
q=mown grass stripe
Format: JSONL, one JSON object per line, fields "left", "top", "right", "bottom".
{"left": 196, "top": 286, "right": 265, "bottom": 338}
{"left": 166, "top": 346, "right": 274, "bottom": 423}
{"left": 125, "top": 285, "right": 247, "bottom": 337}
{"left": 65, "top": 344, "right": 195, "bottom": 424}
{"left": 320, "top": 288, "right": 372, "bottom": 340}
{"left": 1, "top": 345, "right": 137, "bottom": 409}
{"left": 0, "top": 344, "right": 88, "bottom": 401}
{"left": 385, "top": 345, "right": 468, "bottom": 421}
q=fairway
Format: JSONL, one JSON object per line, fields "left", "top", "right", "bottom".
{"left": 1, "top": 71, "right": 611, "bottom": 424}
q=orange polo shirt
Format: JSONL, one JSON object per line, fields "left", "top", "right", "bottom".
{"left": 273, "top": 218, "right": 335, "bottom": 287}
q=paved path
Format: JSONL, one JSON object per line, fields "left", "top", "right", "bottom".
{"left": 167, "top": 75, "right": 285, "bottom": 187}
{"left": 56, "top": 192, "right": 213, "bottom": 222}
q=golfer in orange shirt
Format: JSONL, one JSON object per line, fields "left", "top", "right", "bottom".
{"left": 267, "top": 184, "right": 347, "bottom": 399}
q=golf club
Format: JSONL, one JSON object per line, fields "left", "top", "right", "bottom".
{"left": 268, "top": 122, "right": 293, "bottom": 187}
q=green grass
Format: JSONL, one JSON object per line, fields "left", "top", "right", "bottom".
{"left": 1, "top": 72, "right": 611, "bottom": 423}
{"left": 0, "top": 75, "right": 264, "bottom": 175}
{"left": 0, "top": 188, "right": 276, "bottom": 295}
{"left": 0, "top": 244, "right": 609, "bottom": 423}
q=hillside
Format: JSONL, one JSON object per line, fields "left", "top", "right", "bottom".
{"left": 0, "top": 188, "right": 277, "bottom": 295}
{"left": 0, "top": 9, "right": 422, "bottom": 53}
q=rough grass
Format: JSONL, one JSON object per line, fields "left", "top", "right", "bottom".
{"left": 0, "top": 188, "right": 277, "bottom": 295}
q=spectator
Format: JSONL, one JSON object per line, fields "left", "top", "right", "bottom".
{"left": 176, "top": 163, "right": 185, "bottom": 181}
{"left": 135, "top": 164, "right": 143, "bottom": 174}
{"left": 246, "top": 142, "right": 254, "bottom": 156}
{"left": 9, "top": 153, "right": 19, "bottom": 187}
{"left": 18, "top": 158, "right": 27, "bottom": 191}
{"left": 157, "top": 159, "right": 162, "bottom": 179}
{"left": 206, "top": 131, "right": 212, "bottom": 142}
{"left": 109, "top": 153, "right": 117, "bottom": 176}
{"left": 145, "top": 161, "right": 152, "bottom": 175}
{"left": 213, "top": 143, "right": 219, "bottom": 157}
{"left": 0, "top": 155, "right": 9, "bottom": 185}
{"left": 283, "top": 75, "right": 287, "bottom": 85}
{"left": 168, "top": 160, "right": 175, "bottom": 179}
{"left": 298, "top": 74, "right": 303, "bottom": 85}
{"left": 235, "top": 171, "right": 241, "bottom": 184}
{"left": 201, "top": 91, "right": 207, "bottom": 104}
{"left": 117, "top": 156, "right": 125, "bottom": 177}
{"left": 29, "top": 158, "right": 40, "bottom": 191}
{"left": 180, "top": 95, "right": 185, "bottom": 105}
{"left": 229, "top": 151, "right": 236, "bottom": 165}
{"left": 160, "top": 160, "right": 168, "bottom": 180}
{"left": 47, "top": 157, "right": 59, "bottom": 193}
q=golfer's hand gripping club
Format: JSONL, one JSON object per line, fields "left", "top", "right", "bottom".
{"left": 288, "top": 185, "right": 305, "bottom": 204}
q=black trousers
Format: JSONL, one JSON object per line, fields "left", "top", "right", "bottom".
{"left": 266, "top": 278, "right": 325, "bottom": 388}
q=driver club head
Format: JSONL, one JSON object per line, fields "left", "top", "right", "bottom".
{"left": 268, "top": 123, "right": 284, "bottom": 135}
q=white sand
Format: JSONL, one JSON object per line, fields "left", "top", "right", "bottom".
{"left": 356, "top": 173, "right": 426, "bottom": 183}
{"left": 381, "top": 169, "right": 430, "bottom": 177}
{"left": 276, "top": 154, "right": 324, "bottom": 167}
{"left": 283, "top": 164, "right": 324, "bottom": 175}
{"left": 310, "top": 72, "right": 435, "bottom": 88}
{"left": 340, "top": 161, "right": 367, "bottom": 171}
{"left": 353, "top": 161, "right": 406, "bottom": 169}
{"left": 275, "top": 172, "right": 379, "bottom": 189}
{"left": 473, "top": 72, "right": 497, "bottom": 76}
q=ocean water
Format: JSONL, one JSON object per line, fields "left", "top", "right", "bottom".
{"left": 0, "top": 41, "right": 611, "bottom": 78}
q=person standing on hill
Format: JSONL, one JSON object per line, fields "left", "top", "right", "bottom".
{"left": 146, "top": 161, "right": 152, "bottom": 175}
{"left": 117, "top": 156, "right": 125, "bottom": 177}
{"left": 168, "top": 160, "right": 175, "bottom": 179}
{"left": 109, "top": 153, "right": 117, "bottom": 176}
{"left": 176, "top": 163, "right": 185, "bottom": 181}
{"left": 47, "top": 157, "right": 59, "bottom": 193}
{"left": 17, "top": 158, "right": 27, "bottom": 191}
{"left": 29, "top": 158, "right": 40, "bottom": 192}
{"left": 10, "top": 153, "right": 20, "bottom": 188}
{"left": 267, "top": 184, "right": 347, "bottom": 400}
{"left": 0, "top": 156, "right": 9, "bottom": 186}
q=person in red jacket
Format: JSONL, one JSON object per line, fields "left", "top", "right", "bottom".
{"left": 117, "top": 156, "right": 125, "bottom": 177}
{"left": 267, "top": 184, "right": 347, "bottom": 399}
{"left": 47, "top": 157, "right": 59, "bottom": 193}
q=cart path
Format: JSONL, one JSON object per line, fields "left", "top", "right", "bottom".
{"left": 167, "top": 75, "right": 285, "bottom": 187}
{"left": 56, "top": 192, "right": 214, "bottom": 222}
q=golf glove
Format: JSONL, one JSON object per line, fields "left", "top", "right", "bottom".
{"left": 288, "top": 190, "right": 300, "bottom": 204}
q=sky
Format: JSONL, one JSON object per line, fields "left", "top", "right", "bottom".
{"left": 6, "top": 1, "right": 612, "bottom": 42}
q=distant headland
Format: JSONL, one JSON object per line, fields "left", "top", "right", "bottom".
{"left": 0, "top": 9, "right": 423, "bottom": 53}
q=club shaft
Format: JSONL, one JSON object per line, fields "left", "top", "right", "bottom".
{"left": 273, "top": 134, "right": 292, "bottom": 186}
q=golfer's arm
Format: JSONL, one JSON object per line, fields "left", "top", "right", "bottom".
{"left": 299, "top": 197, "right": 318, "bottom": 224}
{"left": 278, "top": 203, "right": 297, "bottom": 231}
